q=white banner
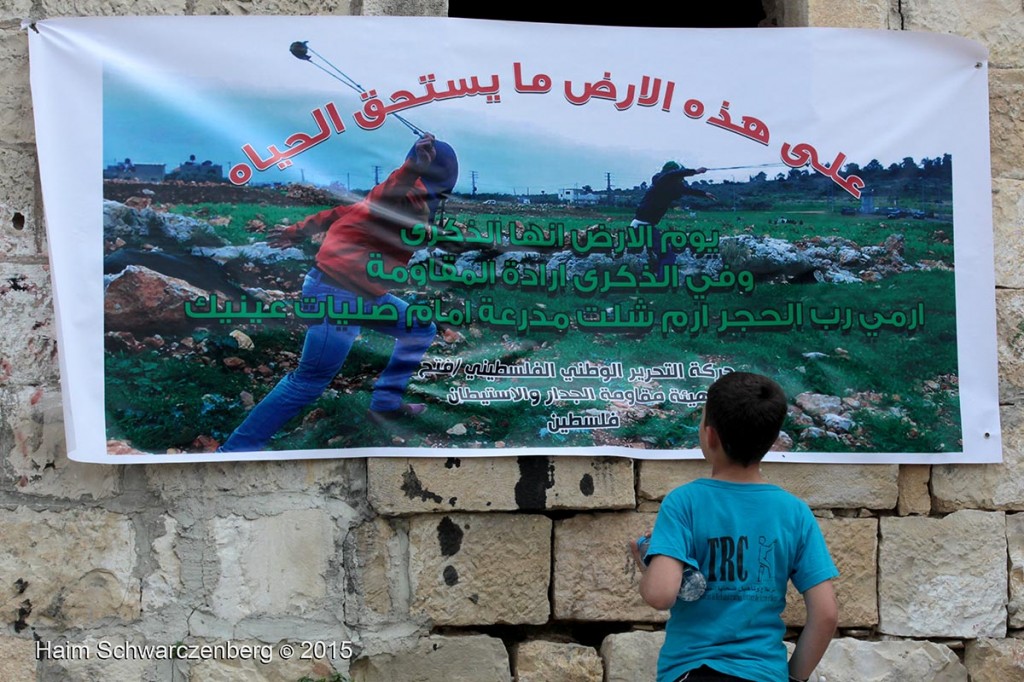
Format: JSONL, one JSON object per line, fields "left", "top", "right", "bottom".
{"left": 29, "top": 17, "right": 1000, "bottom": 464}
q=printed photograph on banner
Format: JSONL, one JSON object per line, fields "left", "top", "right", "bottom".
{"left": 86, "top": 20, "right": 976, "bottom": 458}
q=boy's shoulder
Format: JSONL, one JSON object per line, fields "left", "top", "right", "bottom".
{"left": 667, "top": 478, "right": 786, "bottom": 495}
{"left": 664, "top": 479, "right": 812, "bottom": 513}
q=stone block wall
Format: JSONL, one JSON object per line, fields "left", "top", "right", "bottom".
{"left": 2, "top": 1, "right": 1024, "bottom": 680}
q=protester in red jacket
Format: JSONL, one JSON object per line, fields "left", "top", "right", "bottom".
{"left": 220, "top": 133, "right": 458, "bottom": 452}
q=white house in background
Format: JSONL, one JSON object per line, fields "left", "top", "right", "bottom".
{"left": 560, "top": 188, "right": 600, "bottom": 205}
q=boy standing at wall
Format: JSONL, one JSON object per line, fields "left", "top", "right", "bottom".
{"left": 631, "top": 372, "right": 838, "bottom": 682}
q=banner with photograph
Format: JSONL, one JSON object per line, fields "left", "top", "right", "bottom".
{"left": 28, "top": 17, "right": 1000, "bottom": 463}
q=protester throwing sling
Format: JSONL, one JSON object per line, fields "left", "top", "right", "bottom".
{"left": 632, "top": 161, "right": 716, "bottom": 268}
{"left": 220, "top": 133, "right": 458, "bottom": 451}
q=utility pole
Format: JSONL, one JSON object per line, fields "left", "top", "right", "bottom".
{"left": 373, "top": 165, "right": 381, "bottom": 184}
{"left": 605, "top": 172, "right": 612, "bottom": 191}
{"left": 471, "top": 170, "right": 478, "bottom": 195}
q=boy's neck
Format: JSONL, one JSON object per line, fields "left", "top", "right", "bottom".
{"left": 709, "top": 454, "right": 766, "bottom": 483}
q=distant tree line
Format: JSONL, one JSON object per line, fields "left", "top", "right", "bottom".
{"left": 452, "top": 155, "right": 952, "bottom": 212}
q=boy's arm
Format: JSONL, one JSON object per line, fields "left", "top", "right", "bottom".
{"left": 634, "top": 552, "right": 684, "bottom": 610}
{"left": 630, "top": 489, "right": 696, "bottom": 610}
{"left": 267, "top": 205, "right": 350, "bottom": 247}
{"left": 365, "top": 133, "right": 437, "bottom": 202}
{"left": 788, "top": 580, "right": 838, "bottom": 681}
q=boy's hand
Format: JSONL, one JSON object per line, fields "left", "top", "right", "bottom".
{"left": 410, "top": 133, "right": 436, "bottom": 174}
{"left": 704, "top": 191, "right": 717, "bottom": 201}
{"left": 629, "top": 530, "right": 653, "bottom": 571}
{"left": 267, "top": 225, "right": 294, "bottom": 248}
{"left": 694, "top": 167, "right": 708, "bottom": 174}
{"left": 626, "top": 536, "right": 643, "bottom": 569}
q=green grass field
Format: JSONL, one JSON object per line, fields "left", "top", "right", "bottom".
{"left": 107, "top": 202, "right": 960, "bottom": 454}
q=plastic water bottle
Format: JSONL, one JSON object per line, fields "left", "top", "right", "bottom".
{"left": 636, "top": 535, "right": 707, "bottom": 601}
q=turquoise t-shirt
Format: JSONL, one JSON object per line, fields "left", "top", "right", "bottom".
{"left": 646, "top": 479, "right": 838, "bottom": 682}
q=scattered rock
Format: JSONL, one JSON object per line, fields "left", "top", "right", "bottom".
{"left": 190, "top": 435, "right": 219, "bottom": 452}
{"left": 124, "top": 196, "right": 152, "bottom": 210}
{"left": 823, "top": 413, "right": 856, "bottom": 433}
{"left": 104, "top": 199, "right": 224, "bottom": 247}
{"left": 801, "top": 427, "right": 839, "bottom": 442}
{"left": 191, "top": 242, "right": 306, "bottom": 265}
{"left": 303, "top": 408, "right": 327, "bottom": 425}
{"left": 442, "top": 328, "right": 464, "bottom": 344}
{"left": 719, "top": 234, "right": 816, "bottom": 279}
{"left": 230, "top": 329, "right": 254, "bottom": 350}
{"left": 105, "top": 331, "right": 143, "bottom": 353}
{"left": 771, "top": 431, "right": 794, "bottom": 451}
{"left": 104, "top": 265, "right": 211, "bottom": 334}
{"left": 106, "top": 440, "right": 143, "bottom": 455}
{"left": 795, "top": 392, "right": 843, "bottom": 417}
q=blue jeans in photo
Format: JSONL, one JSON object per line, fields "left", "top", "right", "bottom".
{"left": 220, "top": 268, "right": 436, "bottom": 452}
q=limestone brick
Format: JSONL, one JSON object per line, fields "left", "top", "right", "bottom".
{"left": 553, "top": 512, "right": 663, "bottom": 622}
{"left": 783, "top": 517, "right": 877, "bottom": 627}
{"left": 774, "top": 0, "right": 807, "bottom": 27}
{"left": 900, "top": 0, "right": 1024, "bottom": 68}
{"left": 141, "top": 515, "right": 182, "bottom": 612}
{"left": 39, "top": 636, "right": 149, "bottom": 682}
{"left": 369, "top": 456, "right": 634, "bottom": 514}
{"left": 344, "top": 517, "right": 404, "bottom": 626}
{"left": 814, "top": 638, "right": 968, "bottom": 682}
{"left": 142, "top": 457, "right": 365, "bottom": 500}
{"left": 636, "top": 460, "right": 705, "bottom": 500}
{"left": 409, "top": 513, "right": 550, "bottom": 625}
{"left": 0, "top": 28, "right": 33, "bottom": 144}
{"left": 0, "top": 636, "right": 36, "bottom": 682}
{"left": 996, "top": 291, "right": 1024, "bottom": 405}
{"left": 1006, "top": 512, "right": 1024, "bottom": 627}
{"left": 762, "top": 463, "right": 898, "bottom": 509}
{"left": 0, "top": 146, "right": 38, "bottom": 256}
{"left": 879, "top": 510, "right": 1007, "bottom": 637}
{"left": 600, "top": 630, "right": 665, "bottom": 682}
{"left": 358, "top": 0, "right": 447, "bottom": 16}
{"left": 350, "top": 634, "right": 510, "bottom": 682}
{"left": 896, "top": 464, "right": 930, "bottom": 515}
{"left": 639, "top": 460, "right": 898, "bottom": 509}
{"left": 191, "top": 0, "right": 350, "bottom": 13}
{"left": 513, "top": 640, "right": 602, "bottom": 682}
{"left": 209, "top": 509, "right": 334, "bottom": 622}
{"left": 2, "top": 385, "right": 119, "bottom": 499}
{"left": 964, "top": 638, "right": 1024, "bottom": 682}
{"left": 805, "top": 0, "right": 890, "bottom": 28}
{"left": 932, "top": 404, "right": 1024, "bottom": 511}
{"left": 39, "top": 0, "right": 188, "bottom": 15}
{"left": 0, "top": 1, "right": 32, "bottom": 21}
{"left": 990, "top": 69, "right": 1024, "bottom": 181}
{"left": 188, "top": 640, "right": 337, "bottom": 682}
{"left": 0, "top": 507, "right": 138, "bottom": 628}
{"left": 992, "top": 179, "right": 1024, "bottom": 289}
{"left": 0, "top": 262, "right": 58, "bottom": 386}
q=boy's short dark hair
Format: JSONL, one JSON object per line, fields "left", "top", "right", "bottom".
{"left": 704, "top": 372, "right": 787, "bottom": 467}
